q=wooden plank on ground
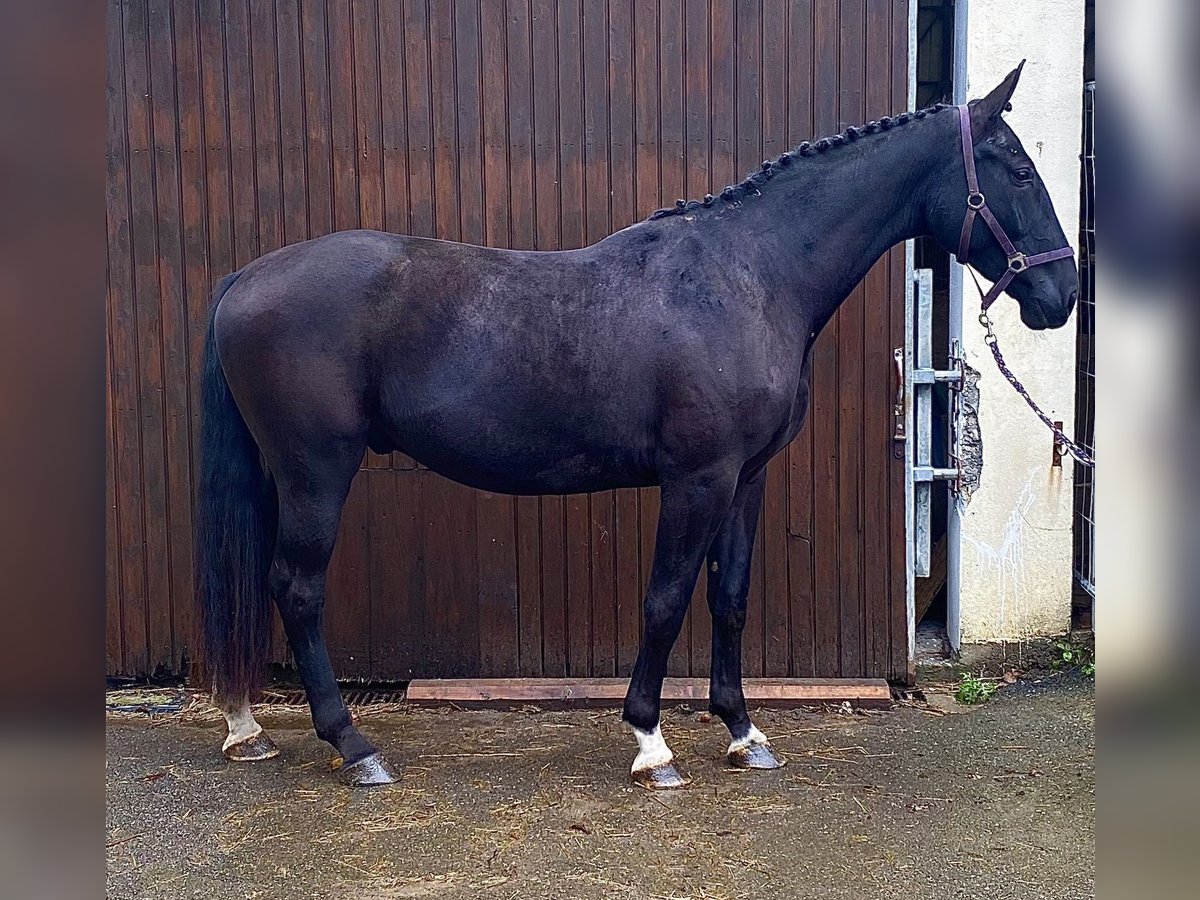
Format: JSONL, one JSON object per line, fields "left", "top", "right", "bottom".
{"left": 405, "top": 677, "right": 893, "bottom": 709}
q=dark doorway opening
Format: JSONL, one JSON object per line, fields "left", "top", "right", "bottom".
{"left": 914, "top": 0, "right": 955, "bottom": 658}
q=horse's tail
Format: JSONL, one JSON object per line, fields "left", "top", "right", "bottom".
{"left": 196, "top": 271, "right": 275, "bottom": 702}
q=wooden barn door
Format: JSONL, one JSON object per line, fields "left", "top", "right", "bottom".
{"left": 106, "top": 0, "right": 911, "bottom": 684}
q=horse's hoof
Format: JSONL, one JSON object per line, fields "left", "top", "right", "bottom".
{"left": 223, "top": 732, "right": 280, "bottom": 762}
{"left": 338, "top": 752, "right": 401, "bottom": 787}
{"left": 632, "top": 760, "right": 692, "bottom": 790}
{"left": 727, "top": 740, "right": 787, "bottom": 770}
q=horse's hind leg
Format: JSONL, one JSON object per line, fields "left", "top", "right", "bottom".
{"left": 706, "top": 471, "right": 785, "bottom": 770}
{"left": 215, "top": 690, "right": 278, "bottom": 761}
{"left": 269, "top": 450, "right": 399, "bottom": 787}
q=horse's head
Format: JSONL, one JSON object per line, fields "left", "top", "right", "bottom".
{"left": 927, "top": 63, "right": 1080, "bottom": 330}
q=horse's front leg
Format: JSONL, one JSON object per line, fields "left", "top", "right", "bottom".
{"left": 623, "top": 468, "right": 738, "bottom": 789}
{"left": 706, "top": 470, "right": 786, "bottom": 770}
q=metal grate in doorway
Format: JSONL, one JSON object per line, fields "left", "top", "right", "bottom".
{"left": 1072, "top": 81, "right": 1097, "bottom": 600}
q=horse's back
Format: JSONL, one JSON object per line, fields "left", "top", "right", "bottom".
{"left": 210, "top": 229, "right": 662, "bottom": 490}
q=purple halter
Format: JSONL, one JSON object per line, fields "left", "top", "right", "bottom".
{"left": 955, "top": 104, "right": 1074, "bottom": 309}
{"left": 955, "top": 104, "right": 1093, "bottom": 468}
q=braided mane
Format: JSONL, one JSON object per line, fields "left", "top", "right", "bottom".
{"left": 647, "top": 102, "right": 953, "bottom": 220}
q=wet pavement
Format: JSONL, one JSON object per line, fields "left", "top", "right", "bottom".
{"left": 106, "top": 674, "right": 1094, "bottom": 900}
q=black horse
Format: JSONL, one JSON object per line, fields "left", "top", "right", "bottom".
{"left": 198, "top": 65, "right": 1077, "bottom": 788}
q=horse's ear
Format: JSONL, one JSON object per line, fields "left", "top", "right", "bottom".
{"left": 970, "top": 60, "right": 1024, "bottom": 140}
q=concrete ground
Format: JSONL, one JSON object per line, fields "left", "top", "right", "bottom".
{"left": 106, "top": 674, "right": 1094, "bottom": 900}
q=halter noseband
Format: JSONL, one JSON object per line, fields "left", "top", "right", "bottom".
{"left": 954, "top": 104, "right": 1093, "bottom": 468}
{"left": 955, "top": 104, "right": 1074, "bottom": 310}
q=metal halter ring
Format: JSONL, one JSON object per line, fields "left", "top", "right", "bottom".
{"left": 966, "top": 191, "right": 986, "bottom": 210}
{"left": 1006, "top": 253, "right": 1028, "bottom": 273}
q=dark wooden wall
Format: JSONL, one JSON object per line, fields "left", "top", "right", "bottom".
{"left": 107, "top": 0, "right": 910, "bottom": 683}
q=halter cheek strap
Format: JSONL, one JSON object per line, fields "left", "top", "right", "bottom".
{"left": 955, "top": 104, "right": 1093, "bottom": 468}
{"left": 955, "top": 104, "right": 1074, "bottom": 311}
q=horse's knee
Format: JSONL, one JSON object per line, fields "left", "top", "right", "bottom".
{"left": 642, "top": 593, "right": 690, "bottom": 641}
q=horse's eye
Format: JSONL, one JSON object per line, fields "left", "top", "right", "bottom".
{"left": 1013, "top": 167, "right": 1034, "bottom": 184}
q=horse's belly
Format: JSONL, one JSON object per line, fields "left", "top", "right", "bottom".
{"left": 372, "top": 416, "right": 657, "bottom": 496}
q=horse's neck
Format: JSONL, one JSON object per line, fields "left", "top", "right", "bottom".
{"left": 739, "top": 123, "right": 941, "bottom": 325}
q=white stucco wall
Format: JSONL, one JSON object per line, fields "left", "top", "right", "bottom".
{"left": 957, "top": 1, "right": 1085, "bottom": 643}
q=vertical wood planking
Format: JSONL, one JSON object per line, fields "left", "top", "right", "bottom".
{"left": 352, "top": 0, "right": 392, "bottom": 470}
{"left": 862, "top": 0, "right": 894, "bottom": 678}
{"left": 368, "top": 469, "right": 423, "bottom": 676}
{"left": 172, "top": 0, "right": 211, "bottom": 672}
{"left": 325, "top": 475, "right": 372, "bottom": 677}
{"left": 556, "top": 1, "right": 591, "bottom": 675}
{"left": 301, "top": 0, "right": 334, "bottom": 238}
{"left": 467, "top": 0, "right": 520, "bottom": 675}
{"left": 785, "top": 0, "right": 816, "bottom": 676}
{"left": 709, "top": 0, "right": 736, "bottom": 190}
{"left": 658, "top": 0, "right": 685, "bottom": 205}
{"left": 378, "top": 2, "right": 416, "bottom": 475}
{"left": 147, "top": 0, "right": 192, "bottom": 672}
{"left": 429, "top": 0, "right": 460, "bottom": 241}
{"left": 659, "top": 0, "right": 692, "bottom": 678}
{"left": 105, "top": 334, "right": 123, "bottom": 673}
{"left": 323, "top": 0, "right": 374, "bottom": 662}
{"left": 276, "top": 0, "right": 309, "bottom": 247}
{"left": 889, "top": 0, "right": 911, "bottom": 680}
{"left": 531, "top": 0, "right": 568, "bottom": 676}
{"left": 327, "top": 0, "right": 361, "bottom": 235}
{"left": 249, "top": 0, "right": 284, "bottom": 255}
{"left": 353, "top": 0, "right": 385, "bottom": 233}
{"left": 106, "top": 0, "right": 136, "bottom": 673}
{"left": 379, "top": 0, "right": 411, "bottom": 236}
{"left": 810, "top": 0, "right": 841, "bottom": 676}
{"left": 631, "top": 0, "right": 662, "bottom": 678}
{"left": 504, "top": 0, "right": 545, "bottom": 677}
{"left": 198, "top": 0, "right": 233, "bottom": 269}
{"left": 836, "top": 0, "right": 866, "bottom": 677}
{"left": 734, "top": 0, "right": 766, "bottom": 679}
{"left": 608, "top": 0, "right": 642, "bottom": 676}
{"left": 582, "top": 0, "right": 617, "bottom": 676}
{"left": 453, "top": 0, "right": 484, "bottom": 244}
{"left": 706, "top": 0, "right": 736, "bottom": 669}
{"left": 175, "top": 0, "right": 210, "bottom": 457}
{"left": 273, "top": 3, "right": 317, "bottom": 635}
{"left": 403, "top": 0, "right": 434, "bottom": 238}
{"left": 123, "top": 0, "right": 171, "bottom": 675}
{"left": 760, "top": 0, "right": 792, "bottom": 677}
{"left": 224, "top": 1, "right": 259, "bottom": 266}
